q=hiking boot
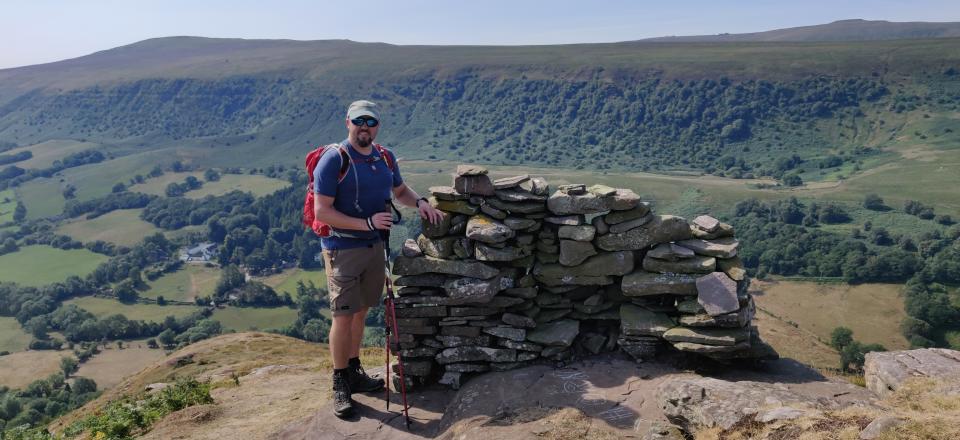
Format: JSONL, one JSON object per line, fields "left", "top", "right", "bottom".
{"left": 331, "top": 369, "right": 354, "bottom": 418}
{"left": 348, "top": 358, "right": 385, "bottom": 393}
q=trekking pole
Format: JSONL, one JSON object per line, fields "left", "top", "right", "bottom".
{"left": 381, "top": 200, "right": 411, "bottom": 429}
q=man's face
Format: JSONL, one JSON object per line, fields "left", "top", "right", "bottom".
{"left": 346, "top": 116, "right": 379, "bottom": 148}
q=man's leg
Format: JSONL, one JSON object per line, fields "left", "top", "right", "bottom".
{"left": 329, "top": 311, "right": 355, "bottom": 418}
{"left": 349, "top": 306, "right": 369, "bottom": 359}
{"left": 330, "top": 313, "right": 354, "bottom": 369}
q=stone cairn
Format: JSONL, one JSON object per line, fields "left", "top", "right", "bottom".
{"left": 390, "top": 165, "right": 776, "bottom": 389}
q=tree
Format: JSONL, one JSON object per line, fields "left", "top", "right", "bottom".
{"left": 184, "top": 176, "right": 202, "bottom": 190}
{"left": 781, "top": 173, "right": 803, "bottom": 187}
{"left": 111, "top": 182, "right": 127, "bottom": 193}
{"left": 215, "top": 265, "right": 246, "bottom": 296}
{"left": 146, "top": 338, "right": 159, "bottom": 349}
{"left": 204, "top": 168, "right": 221, "bottom": 182}
{"left": 158, "top": 329, "right": 176, "bottom": 347}
{"left": 62, "top": 185, "right": 77, "bottom": 199}
{"left": 301, "top": 318, "right": 330, "bottom": 342}
{"left": 60, "top": 356, "right": 78, "bottom": 377}
{"left": 156, "top": 295, "right": 167, "bottom": 306}
{"left": 13, "top": 201, "right": 26, "bottom": 222}
{"left": 73, "top": 377, "right": 97, "bottom": 394}
{"left": 114, "top": 280, "right": 138, "bottom": 303}
{"left": 165, "top": 182, "right": 185, "bottom": 197}
{"left": 1, "top": 237, "right": 17, "bottom": 254}
{"left": 863, "top": 193, "right": 886, "bottom": 210}
{"left": 829, "top": 326, "right": 853, "bottom": 350}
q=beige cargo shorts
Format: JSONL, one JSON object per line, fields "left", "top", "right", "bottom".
{"left": 322, "top": 241, "right": 385, "bottom": 316}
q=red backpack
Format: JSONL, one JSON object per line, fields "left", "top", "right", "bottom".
{"left": 302, "top": 143, "right": 395, "bottom": 237}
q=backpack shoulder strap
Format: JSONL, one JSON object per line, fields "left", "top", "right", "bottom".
{"left": 374, "top": 144, "right": 395, "bottom": 170}
{"left": 335, "top": 146, "right": 351, "bottom": 182}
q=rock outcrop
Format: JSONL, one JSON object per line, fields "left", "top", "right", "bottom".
{"left": 864, "top": 348, "right": 960, "bottom": 398}
{"left": 392, "top": 165, "right": 775, "bottom": 390}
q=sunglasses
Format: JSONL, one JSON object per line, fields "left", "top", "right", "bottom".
{"left": 351, "top": 117, "right": 379, "bottom": 128}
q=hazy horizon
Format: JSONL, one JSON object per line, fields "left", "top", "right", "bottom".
{"left": 2, "top": 0, "right": 960, "bottom": 69}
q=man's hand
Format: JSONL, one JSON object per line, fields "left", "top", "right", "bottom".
{"left": 418, "top": 200, "right": 444, "bottom": 225}
{"left": 370, "top": 212, "right": 393, "bottom": 230}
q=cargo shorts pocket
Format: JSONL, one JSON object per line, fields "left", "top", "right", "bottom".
{"left": 328, "top": 274, "right": 359, "bottom": 314}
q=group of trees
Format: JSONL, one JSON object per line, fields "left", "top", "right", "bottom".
{"left": 164, "top": 175, "right": 202, "bottom": 197}
{"left": 0, "top": 372, "right": 99, "bottom": 434}
{"left": 0, "top": 150, "right": 105, "bottom": 191}
{"left": 205, "top": 264, "right": 292, "bottom": 307}
{"left": 829, "top": 327, "right": 886, "bottom": 372}
{"left": 733, "top": 197, "right": 926, "bottom": 283}
{"left": 0, "top": 151, "right": 31, "bottom": 166}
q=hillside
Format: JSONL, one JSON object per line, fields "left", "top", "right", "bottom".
{"left": 643, "top": 19, "right": 960, "bottom": 42}
{"left": 0, "top": 34, "right": 958, "bottom": 176}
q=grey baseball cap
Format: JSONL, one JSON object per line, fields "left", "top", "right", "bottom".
{"left": 346, "top": 100, "right": 380, "bottom": 120}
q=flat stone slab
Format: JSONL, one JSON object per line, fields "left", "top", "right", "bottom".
{"left": 692, "top": 215, "right": 720, "bottom": 232}
{"left": 430, "top": 186, "right": 469, "bottom": 201}
{"left": 646, "top": 243, "right": 695, "bottom": 261}
{"left": 546, "top": 187, "right": 641, "bottom": 215}
{"left": 454, "top": 173, "right": 495, "bottom": 196}
{"left": 864, "top": 348, "right": 960, "bottom": 398}
{"left": 696, "top": 272, "right": 740, "bottom": 316}
{"left": 492, "top": 174, "right": 529, "bottom": 189}
{"left": 526, "top": 319, "right": 579, "bottom": 347}
{"left": 604, "top": 203, "right": 651, "bottom": 225}
{"left": 642, "top": 255, "right": 716, "bottom": 274}
{"left": 621, "top": 271, "right": 698, "bottom": 296}
{"left": 596, "top": 215, "right": 693, "bottom": 251}
{"left": 535, "top": 251, "right": 634, "bottom": 283}
{"left": 557, "top": 225, "right": 596, "bottom": 241}
{"left": 620, "top": 304, "right": 676, "bottom": 337}
{"left": 393, "top": 255, "right": 499, "bottom": 279}
{"left": 676, "top": 237, "right": 739, "bottom": 259}
{"left": 662, "top": 326, "right": 750, "bottom": 346}
{"left": 442, "top": 276, "right": 512, "bottom": 305}
{"left": 455, "top": 164, "right": 489, "bottom": 176}
{"left": 436, "top": 346, "right": 517, "bottom": 364}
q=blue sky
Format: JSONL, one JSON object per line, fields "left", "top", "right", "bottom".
{"left": 2, "top": 0, "right": 959, "bottom": 69}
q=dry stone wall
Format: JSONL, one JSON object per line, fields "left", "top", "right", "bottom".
{"left": 390, "top": 165, "right": 777, "bottom": 389}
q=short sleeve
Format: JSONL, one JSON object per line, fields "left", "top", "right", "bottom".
{"left": 313, "top": 148, "right": 343, "bottom": 197}
{"left": 387, "top": 150, "right": 403, "bottom": 187}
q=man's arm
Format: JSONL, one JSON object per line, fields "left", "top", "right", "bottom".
{"left": 314, "top": 194, "right": 392, "bottom": 231}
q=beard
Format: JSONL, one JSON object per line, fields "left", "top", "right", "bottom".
{"left": 356, "top": 132, "right": 372, "bottom": 148}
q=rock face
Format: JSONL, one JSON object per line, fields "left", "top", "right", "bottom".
{"left": 389, "top": 166, "right": 771, "bottom": 390}
{"left": 657, "top": 374, "right": 875, "bottom": 433}
{"left": 864, "top": 348, "right": 960, "bottom": 398}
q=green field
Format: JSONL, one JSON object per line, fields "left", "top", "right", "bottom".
{"left": 0, "top": 188, "right": 15, "bottom": 224}
{"left": 212, "top": 306, "right": 298, "bottom": 332}
{"left": 56, "top": 208, "right": 162, "bottom": 247}
{"left": 0, "top": 317, "right": 32, "bottom": 353}
{"left": 16, "top": 149, "right": 176, "bottom": 219}
{"left": 143, "top": 265, "right": 220, "bottom": 303}
{"left": 753, "top": 280, "right": 910, "bottom": 351}
{"left": 129, "top": 172, "right": 290, "bottom": 199}
{"left": 63, "top": 296, "right": 199, "bottom": 322}
{"left": 15, "top": 180, "right": 65, "bottom": 220}
{"left": 0, "top": 245, "right": 109, "bottom": 286}
{"left": 261, "top": 268, "right": 328, "bottom": 299}
{"left": 3, "top": 139, "right": 102, "bottom": 169}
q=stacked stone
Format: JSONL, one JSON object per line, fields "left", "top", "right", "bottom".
{"left": 616, "top": 214, "right": 775, "bottom": 361}
{"left": 389, "top": 165, "right": 775, "bottom": 390}
{"left": 389, "top": 165, "right": 553, "bottom": 389}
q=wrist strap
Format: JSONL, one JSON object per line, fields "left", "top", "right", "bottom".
{"left": 366, "top": 217, "right": 375, "bottom": 231}
{"left": 416, "top": 197, "right": 429, "bottom": 208}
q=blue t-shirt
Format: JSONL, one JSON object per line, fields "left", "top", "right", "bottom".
{"left": 313, "top": 140, "right": 403, "bottom": 250}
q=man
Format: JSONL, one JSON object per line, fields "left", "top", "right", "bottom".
{"left": 313, "top": 100, "right": 443, "bottom": 418}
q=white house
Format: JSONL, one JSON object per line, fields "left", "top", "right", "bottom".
{"left": 179, "top": 242, "right": 218, "bottom": 262}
